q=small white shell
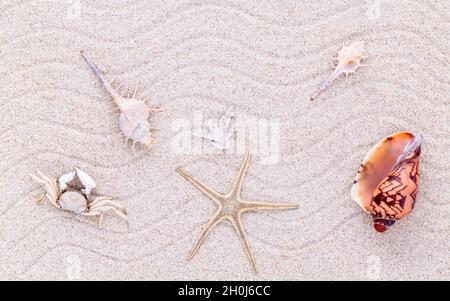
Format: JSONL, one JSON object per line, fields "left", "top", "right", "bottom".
{"left": 192, "top": 112, "right": 236, "bottom": 150}
{"left": 81, "top": 50, "right": 157, "bottom": 150}
{"left": 311, "top": 41, "right": 367, "bottom": 100}
{"left": 59, "top": 191, "right": 87, "bottom": 214}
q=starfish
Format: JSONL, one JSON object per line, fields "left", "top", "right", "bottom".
{"left": 176, "top": 149, "right": 298, "bottom": 272}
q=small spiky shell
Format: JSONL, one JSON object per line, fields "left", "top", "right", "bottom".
{"left": 335, "top": 41, "right": 365, "bottom": 72}
{"left": 352, "top": 132, "right": 422, "bottom": 232}
{"left": 192, "top": 111, "right": 236, "bottom": 150}
{"left": 80, "top": 50, "right": 157, "bottom": 150}
{"left": 311, "top": 41, "right": 367, "bottom": 100}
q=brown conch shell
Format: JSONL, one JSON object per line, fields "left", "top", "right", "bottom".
{"left": 351, "top": 131, "right": 423, "bottom": 232}
{"left": 311, "top": 41, "right": 367, "bottom": 100}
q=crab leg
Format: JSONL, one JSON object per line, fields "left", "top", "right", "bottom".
{"left": 112, "top": 209, "right": 128, "bottom": 220}
{"left": 90, "top": 199, "right": 127, "bottom": 211}
{"left": 30, "top": 172, "right": 60, "bottom": 206}
{"left": 83, "top": 207, "right": 128, "bottom": 222}
{"left": 87, "top": 205, "right": 124, "bottom": 212}
{"left": 98, "top": 214, "right": 104, "bottom": 227}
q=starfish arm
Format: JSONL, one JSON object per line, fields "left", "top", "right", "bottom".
{"left": 240, "top": 200, "right": 299, "bottom": 212}
{"left": 230, "top": 215, "right": 258, "bottom": 272}
{"left": 230, "top": 149, "right": 252, "bottom": 198}
{"left": 187, "top": 211, "right": 224, "bottom": 261}
{"left": 176, "top": 167, "right": 223, "bottom": 206}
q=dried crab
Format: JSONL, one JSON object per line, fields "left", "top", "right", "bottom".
{"left": 30, "top": 168, "right": 128, "bottom": 227}
{"left": 311, "top": 41, "right": 367, "bottom": 100}
{"left": 81, "top": 50, "right": 160, "bottom": 151}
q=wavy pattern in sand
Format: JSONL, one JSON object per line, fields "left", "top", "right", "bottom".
{"left": 0, "top": 0, "right": 448, "bottom": 280}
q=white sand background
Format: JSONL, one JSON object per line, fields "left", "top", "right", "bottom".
{"left": 0, "top": 0, "right": 448, "bottom": 280}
